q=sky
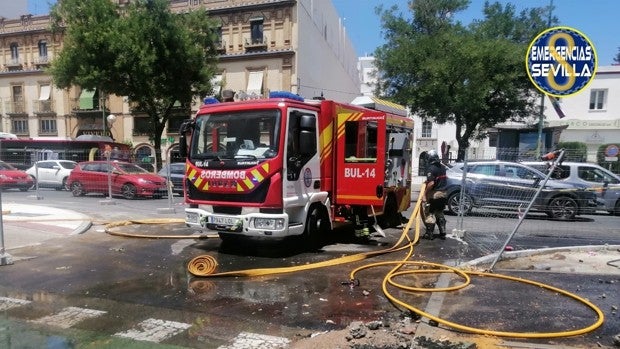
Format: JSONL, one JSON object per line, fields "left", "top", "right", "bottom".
{"left": 332, "top": 0, "right": 619, "bottom": 66}
{"left": 16, "top": 0, "right": 619, "bottom": 66}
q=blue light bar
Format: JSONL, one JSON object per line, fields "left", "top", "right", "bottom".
{"left": 269, "top": 91, "right": 305, "bottom": 102}
{"left": 203, "top": 97, "right": 220, "bottom": 104}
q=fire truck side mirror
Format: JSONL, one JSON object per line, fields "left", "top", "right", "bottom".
{"left": 178, "top": 119, "right": 195, "bottom": 158}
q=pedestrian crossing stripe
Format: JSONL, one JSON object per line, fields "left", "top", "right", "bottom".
{"left": 30, "top": 306, "right": 107, "bottom": 329}
{"left": 0, "top": 296, "right": 31, "bottom": 311}
{"left": 114, "top": 318, "right": 192, "bottom": 343}
{"left": 218, "top": 332, "right": 291, "bottom": 349}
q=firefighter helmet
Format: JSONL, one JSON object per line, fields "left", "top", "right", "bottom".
{"left": 427, "top": 150, "right": 440, "bottom": 164}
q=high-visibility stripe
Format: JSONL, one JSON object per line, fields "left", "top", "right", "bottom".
{"left": 251, "top": 169, "right": 263, "bottom": 182}
{"left": 337, "top": 194, "right": 381, "bottom": 201}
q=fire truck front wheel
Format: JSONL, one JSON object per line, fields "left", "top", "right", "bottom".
{"left": 302, "top": 204, "right": 329, "bottom": 251}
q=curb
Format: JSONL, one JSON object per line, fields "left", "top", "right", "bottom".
{"left": 462, "top": 244, "right": 620, "bottom": 267}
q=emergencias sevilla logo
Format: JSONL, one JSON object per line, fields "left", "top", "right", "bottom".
{"left": 525, "top": 26, "right": 597, "bottom": 97}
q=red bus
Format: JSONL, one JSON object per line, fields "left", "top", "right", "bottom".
{"left": 0, "top": 136, "right": 131, "bottom": 170}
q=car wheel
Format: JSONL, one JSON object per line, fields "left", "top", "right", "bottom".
{"left": 613, "top": 200, "right": 620, "bottom": 216}
{"left": 547, "top": 196, "right": 577, "bottom": 220}
{"left": 447, "top": 190, "right": 473, "bottom": 215}
{"left": 71, "top": 181, "right": 85, "bottom": 197}
{"left": 121, "top": 183, "right": 137, "bottom": 200}
{"left": 302, "top": 204, "right": 329, "bottom": 251}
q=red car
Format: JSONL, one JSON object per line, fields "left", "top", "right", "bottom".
{"left": 67, "top": 161, "right": 168, "bottom": 199}
{"left": 0, "top": 160, "right": 34, "bottom": 191}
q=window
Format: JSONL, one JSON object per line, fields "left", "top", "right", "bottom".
{"left": 133, "top": 117, "right": 152, "bottom": 136}
{"left": 167, "top": 114, "right": 186, "bottom": 134}
{"left": 10, "top": 43, "right": 19, "bottom": 60}
{"left": 38, "top": 84, "right": 52, "bottom": 113}
{"left": 344, "top": 121, "right": 378, "bottom": 163}
{"left": 12, "top": 119, "right": 28, "bottom": 135}
{"left": 38, "top": 40, "right": 47, "bottom": 57}
{"left": 11, "top": 85, "right": 25, "bottom": 114}
{"left": 421, "top": 120, "right": 432, "bottom": 138}
{"left": 39, "top": 119, "right": 57, "bottom": 134}
{"left": 589, "top": 89, "right": 606, "bottom": 110}
{"left": 468, "top": 164, "right": 499, "bottom": 176}
{"left": 250, "top": 18, "right": 263, "bottom": 44}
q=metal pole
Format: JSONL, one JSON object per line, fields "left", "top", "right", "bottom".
{"left": 158, "top": 145, "right": 176, "bottom": 214}
{"left": 0, "top": 189, "right": 14, "bottom": 266}
{"left": 488, "top": 149, "right": 565, "bottom": 271}
{"left": 100, "top": 151, "right": 115, "bottom": 205}
{"left": 535, "top": 0, "right": 553, "bottom": 159}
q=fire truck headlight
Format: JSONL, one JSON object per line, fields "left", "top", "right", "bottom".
{"left": 254, "top": 218, "right": 285, "bottom": 230}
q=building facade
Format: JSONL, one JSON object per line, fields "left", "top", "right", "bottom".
{"left": 0, "top": 0, "right": 360, "bottom": 165}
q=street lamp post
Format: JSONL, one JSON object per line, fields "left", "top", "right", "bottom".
{"left": 100, "top": 114, "right": 117, "bottom": 205}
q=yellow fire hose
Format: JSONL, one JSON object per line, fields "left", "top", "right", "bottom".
{"left": 104, "top": 185, "right": 605, "bottom": 339}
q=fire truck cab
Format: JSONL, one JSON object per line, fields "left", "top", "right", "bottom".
{"left": 179, "top": 91, "right": 413, "bottom": 248}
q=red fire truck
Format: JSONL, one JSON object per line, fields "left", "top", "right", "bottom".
{"left": 178, "top": 91, "right": 413, "bottom": 248}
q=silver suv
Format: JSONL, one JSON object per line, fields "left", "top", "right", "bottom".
{"left": 446, "top": 161, "right": 601, "bottom": 220}
{"left": 521, "top": 161, "right": 620, "bottom": 215}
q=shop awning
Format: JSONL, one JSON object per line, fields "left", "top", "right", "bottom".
{"left": 39, "top": 84, "right": 51, "bottom": 101}
{"left": 79, "top": 89, "right": 97, "bottom": 109}
{"left": 211, "top": 74, "right": 223, "bottom": 96}
{"left": 247, "top": 71, "right": 263, "bottom": 96}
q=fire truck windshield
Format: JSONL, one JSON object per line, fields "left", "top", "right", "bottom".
{"left": 190, "top": 110, "right": 281, "bottom": 161}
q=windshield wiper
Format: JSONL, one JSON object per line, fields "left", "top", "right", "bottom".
{"left": 235, "top": 154, "right": 258, "bottom": 160}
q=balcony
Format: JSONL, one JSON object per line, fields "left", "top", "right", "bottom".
{"left": 6, "top": 58, "right": 23, "bottom": 68}
{"left": 34, "top": 56, "right": 50, "bottom": 67}
{"left": 4, "top": 101, "right": 27, "bottom": 115}
{"left": 416, "top": 128, "right": 438, "bottom": 139}
{"left": 214, "top": 40, "right": 226, "bottom": 54}
{"left": 33, "top": 99, "right": 56, "bottom": 115}
{"left": 244, "top": 36, "right": 268, "bottom": 51}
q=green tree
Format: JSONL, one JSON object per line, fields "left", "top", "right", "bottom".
{"left": 49, "top": 0, "right": 218, "bottom": 168}
{"left": 374, "top": 0, "right": 554, "bottom": 161}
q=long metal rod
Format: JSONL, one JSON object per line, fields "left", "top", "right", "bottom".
{"left": 488, "top": 149, "right": 565, "bottom": 271}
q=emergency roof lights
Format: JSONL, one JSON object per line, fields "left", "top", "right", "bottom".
{"left": 269, "top": 91, "right": 305, "bottom": 102}
{"left": 203, "top": 97, "right": 220, "bottom": 104}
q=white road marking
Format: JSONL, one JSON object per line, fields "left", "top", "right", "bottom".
{"left": 218, "top": 332, "right": 291, "bottom": 349}
{"left": 0, "top": 296, "right": 31, "bottom": 311}
{"left": 114, "top": 318, "right": 192, "bottom": 343}
{"left": 30, "top": 306, "right": 107, "bottom": 328}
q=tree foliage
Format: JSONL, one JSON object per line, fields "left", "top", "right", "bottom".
{"left": 375, "top": 0, "right": 555, "bottom": 160}
{"left": 49, "top": 0, "right": 218, "bottom": 167}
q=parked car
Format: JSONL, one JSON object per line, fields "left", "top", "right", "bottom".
{"left": 26, "top": 160, "right": 77, "bottom": 191}
{"left": 522, "top": 161, "right": 620, "bottom": 215}
{"left": 445, "top": 161, "right": 600, "bottom": 220}
{"left": 0, "top": 160, "right": 33, "bottom": 191}
{"left": 67, "top": 161, "right": 168, "bottom": 199}
{"left": 158, "top": 162, "right": 185, "bottom": 194}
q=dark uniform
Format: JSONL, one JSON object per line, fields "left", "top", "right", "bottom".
{"left": 423, "top": 150, "right": 447, "bottom": 240}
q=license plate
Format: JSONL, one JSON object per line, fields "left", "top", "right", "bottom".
{"left": 209, "top": 215, "right": 239, "bottom": 226}
{"left": 186, "top": 212, "right": 199, "bottom": 224}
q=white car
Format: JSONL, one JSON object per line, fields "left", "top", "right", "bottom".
{"left": 26, "top": 160, "right": 78, "bottom": 190}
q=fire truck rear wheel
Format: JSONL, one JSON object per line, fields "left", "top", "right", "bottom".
{"left": 303, "top": 204, "right": 329, "bottom": 251}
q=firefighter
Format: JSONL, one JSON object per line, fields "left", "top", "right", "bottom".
{"left": 422, "top": 150, "right": 448, "bottom": 240}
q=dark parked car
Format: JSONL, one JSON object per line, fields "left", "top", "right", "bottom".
{"left": 522, "top": 161, "right": 620, "bottom": 215}
{"left": 445, "top": 161, "right": 600, "bottom": 220}
{"left": 0, "top": 160, "right": 33, "bottom": 191}
{"left": 67, "top": 161, "right": 168, "bottom": 199}
{"left": 158, "top": 163, "right": 185, "bottom": 194}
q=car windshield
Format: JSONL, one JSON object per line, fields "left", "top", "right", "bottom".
{"left": 190, "top": 110, "right": 280, "bottom": 161}
{"left": 115, "top": 163, "right": 149, "bottom": 174}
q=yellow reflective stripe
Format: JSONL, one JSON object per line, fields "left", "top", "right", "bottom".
{"left": 251, "top": 169, "right": 263, "bottom": 182}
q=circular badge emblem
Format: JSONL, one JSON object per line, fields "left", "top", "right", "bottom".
{"left": 303, "top": 168, "right": 312, "bottom": 188}
{"left": 525, "top": 26, "right": 597, "bottom": 97}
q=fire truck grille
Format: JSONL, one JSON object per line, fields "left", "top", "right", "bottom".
{"left": 186, "top": 178, "right": 270, "bottom": 203}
